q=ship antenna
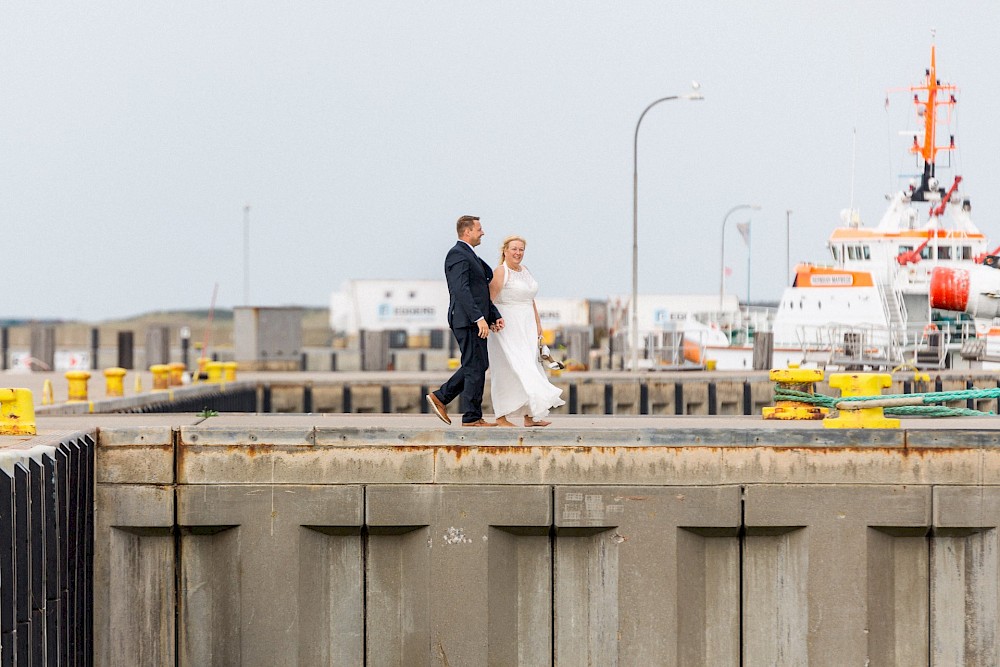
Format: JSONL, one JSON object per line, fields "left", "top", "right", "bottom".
{"left": 849, "top": 127, "right": 858, "bottom": 225}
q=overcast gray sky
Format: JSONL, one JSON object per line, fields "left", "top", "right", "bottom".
{"left": 3, "top": 2, "right": 999, "bottom": 321}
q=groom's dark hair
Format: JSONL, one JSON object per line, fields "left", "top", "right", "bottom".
{"left": 456, "top": 215, "right": 479, "bottom": 236}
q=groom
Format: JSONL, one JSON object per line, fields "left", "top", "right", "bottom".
{"left": 427, "top": 215, "right": 504, "bottom": 427}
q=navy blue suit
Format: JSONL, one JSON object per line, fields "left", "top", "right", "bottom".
{"left": 433, "top": 241, "right": 502, "bottom": 423}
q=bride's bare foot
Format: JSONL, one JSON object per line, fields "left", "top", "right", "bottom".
{"left": 496, "top": 416, "right": 517, "bottom": 427}
{"left": 524, "top": 417, "right": 551, "bottom": 427}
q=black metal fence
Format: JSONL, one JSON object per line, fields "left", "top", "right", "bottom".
{"left": 112, "top": 386, "right": 257, "bottom": 414}
{"left": 1, "top": 434, "right": 94, "bottom": 665}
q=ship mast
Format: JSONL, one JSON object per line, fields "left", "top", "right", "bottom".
{"left": 908, "top": 42, "right": 958, "bottom": 203}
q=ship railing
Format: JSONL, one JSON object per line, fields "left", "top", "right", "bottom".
{"left": 903, "top": 324, "right": 952, "bottom": 369}
{"left": 643, "top": 330, "right": 705, "bottom": 370}
{"left": 789, "top": 323, "right": 903, "bottom": 370}
{"left": 900, "top": 320, "right": 979, "bottom": 369}
{"left": 875, "top": 263, "right": 908, "bottom": 363}
{"left": 724, "top": 306, "right": 777, "bottom": 346}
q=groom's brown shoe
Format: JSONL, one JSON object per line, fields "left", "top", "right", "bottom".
{"left": 462, "top": 419, "right": 499, "bottom": 427}
{"left": 426, "top": 393, "right": 451, "bottom": 425}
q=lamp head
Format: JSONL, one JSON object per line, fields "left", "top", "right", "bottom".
{"left": 683, "top": 80, "right": 704, "bottom": 101}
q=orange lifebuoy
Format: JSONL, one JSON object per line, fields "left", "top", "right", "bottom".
{"left": 683, "top": 339, "right": 701, "bottom": 364}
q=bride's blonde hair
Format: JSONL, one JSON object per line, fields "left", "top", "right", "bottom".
{"left": 498, "top": 235, "right": 527, "bottom": 266}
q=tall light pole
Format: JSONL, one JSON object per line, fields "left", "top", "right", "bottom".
{"left": 243, "top": 204, "right": 251, "bottom": 305}
{"left": 786, "top": 209, "right": 793, "bottom": 285}
{"left": 719, "top": 204, "right": 761, "bottom": 308}
{"left": 631, "top": 83, "right": 703, "bottom": 372}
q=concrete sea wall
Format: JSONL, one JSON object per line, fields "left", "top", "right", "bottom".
{"left": 83, "top": 415, "right": 1000, "bottom": 665}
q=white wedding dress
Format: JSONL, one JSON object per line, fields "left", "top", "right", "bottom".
{"left": 488, "top": 263, "right": 565, "bottom": 419}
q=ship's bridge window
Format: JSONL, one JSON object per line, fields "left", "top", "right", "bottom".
{"left": 847, "top": 246, "right": 858, "bottom": 260}
{"left": 899, "top": 245, "right": 913, "bottom": 256}
{"left": 831, "top": 246, "right": 840, "bottom": 261}
{"left": 937, "top": 246, "right": 952, "bottom": 260}
{"left": 862, "top": 245, "right": 871, "bottom": 259}
{"left": 962, "top": 246, "right": 973, "bottom": 259}
{"left": 920, "top": 245, "right": 932, "bottom": 259}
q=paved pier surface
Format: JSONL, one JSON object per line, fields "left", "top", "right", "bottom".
{"left": 22, "top": 411, "right": 1000, "bottom": 434}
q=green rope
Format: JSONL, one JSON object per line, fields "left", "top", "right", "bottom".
{"left": 774, "top": 387, "right": 1000, "bottom": 417}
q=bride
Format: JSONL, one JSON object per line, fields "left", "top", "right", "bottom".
{"left": 487, "top": 235, "right": 565, "bottom": 427}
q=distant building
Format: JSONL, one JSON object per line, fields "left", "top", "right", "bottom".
{"left": 329, "top": 280, "right": 740, "bottom": 342}
{"left": 330, "top": 280, "right": 449, "bottom": 334}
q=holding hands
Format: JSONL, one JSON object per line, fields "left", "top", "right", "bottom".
{"left": 479, "top": 318, "right": 504, "bottom": 338}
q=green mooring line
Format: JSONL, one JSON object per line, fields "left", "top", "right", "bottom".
{"left": 773, "top": 387, "right": 1000, "bottom": 418}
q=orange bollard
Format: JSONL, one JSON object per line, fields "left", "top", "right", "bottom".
{"left": 168, "top": 362, "right": 186, "bottom": 386}
{"left": 149, "top": 364, "right": 171, "bottom": 391}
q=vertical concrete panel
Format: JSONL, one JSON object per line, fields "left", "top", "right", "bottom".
{"left": 576, "top": 384, "right": 604, "bottom": 414}
{"left": 744, "top": 485, "right": 931, "bottom": 665}
{"left": 715, "top": 381, "right": 743, "bottom": 415}
{"left": 108, "top": 530, "right": 176, "bottom": 666}
{"left": 554, "top": 529, "right": 619, "bottom": 666}
{"left": 176, "top": 485, "right": 363, "bottom": 666}
{"left": 930, "top": 531, "right": 999, "bottom": 666}
{"left": 683, "top": 381, "right": 708, "bottom": 415}
{"left": 677, "top": 528, "right": 741, "bottom": 665}
{"left": 554, "top": 486, "right": 741, "bottom": 666}
{"left": 366, "top": 485, "right": 552, "bottom": 666}
{"left": 299, "top": 527, "right": 365, "bottom": 666}
{"left": 613, "top": 383, "right": 639, "bottom": 415}
{"left": 647, "top": 381, "right": 675, "bottom": 414}
{"left": 742, "top": 529, "right": 808, "bottom": 666}
{"left": 365, "top": 528, "right": 431, "bottom": 665}
{"left": 867, "top": 529, "right": 929, "bottom": 666}
{"left": 487, "top": 528, "right": 552, "bottom": 666}
{"left": 933, "top": 485, "right": 1000, "bottom": 665}
{"left": 93, "top": 485, "right": 175, "bottom": 666}
{"left": 180, "top": 528, "right": 241, "bottom": 665}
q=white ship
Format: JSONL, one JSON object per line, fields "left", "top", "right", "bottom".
{"left": 703, "top": 43, "right": 999, "bottom": 371}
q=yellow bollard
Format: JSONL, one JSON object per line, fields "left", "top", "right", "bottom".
{"left": 103, "top": 367, "right": 127, "bottom": 398}
{"left": 223, "top": 361, "right": 238, "bottom": 382}
{"left": 763, "top": 368, "right": 829, "bottom": 420}
{"left": 168, "top": 362, "right": 186, "bottom": 386}
{"left": 0, "top": 388, "right": 37, "bottom": 435}
{"left": 195, "top": 357, "right": 209, "bottom": 382}
{"left": 206, "top": 361, "right": 224, "bottom": 383}
{"left": 824, "top": 372, "right": 901, "bottom": 429}
{"left": 42, "top": 379, "right": 54, "bottom": 405}
{"left": 65, "top": 371, "right": 91, "bottom": 402}
{"left": 150, "top": 364, "right": 171, "bottom": 391}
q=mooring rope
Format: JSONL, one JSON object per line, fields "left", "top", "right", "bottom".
{"left": 774, "top": 387, "right": 1000, "bottom": 417}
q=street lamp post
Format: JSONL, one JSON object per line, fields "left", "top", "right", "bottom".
{"left": 719, "top": 204, "right": 761, "bottom": 308}
{"left": 786, "top": 209, "right": 792, "bottom": 285}
{"left": 243, "top": 204, "right": 250, "bottom": 305}
{"left": 631, "top": 84, "right": 703, "bottom": 373}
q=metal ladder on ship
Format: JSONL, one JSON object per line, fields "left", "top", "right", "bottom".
{"left": 877, "top": 281, "right": 907, "bottom": 364}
